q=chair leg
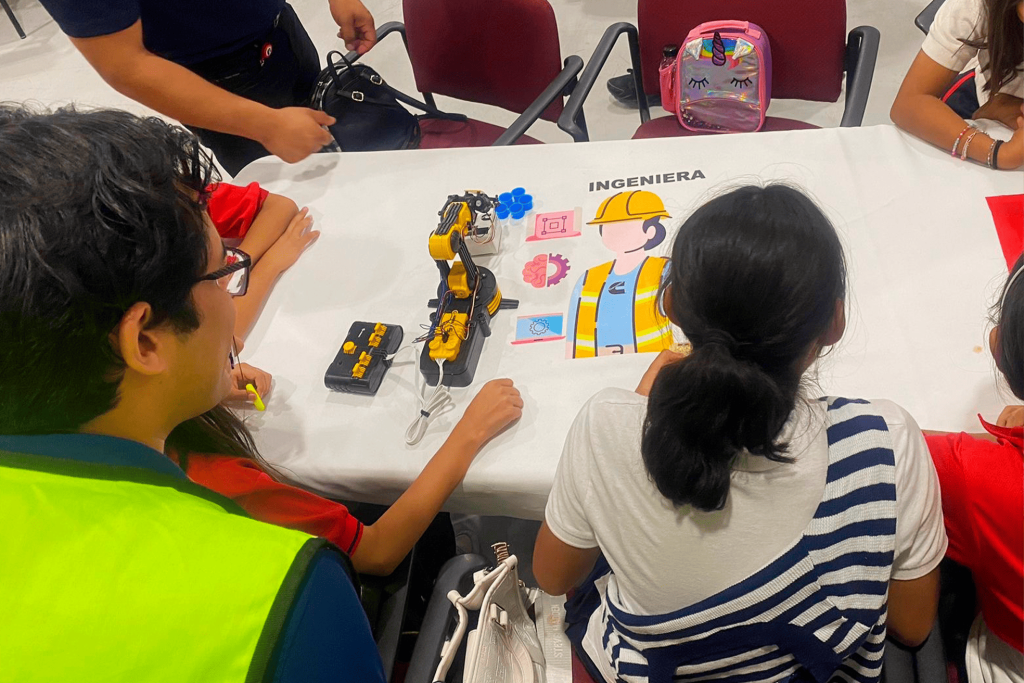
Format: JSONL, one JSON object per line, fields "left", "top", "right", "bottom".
{"left": 0, "top": 0, "right": 26, "bottom": 39}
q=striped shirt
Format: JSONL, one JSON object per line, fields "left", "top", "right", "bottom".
{"left": 569, "top": 398, "right": 919, "bottom": 683}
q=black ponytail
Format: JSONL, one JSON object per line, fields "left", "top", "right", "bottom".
{"left": 642, "top": 185, "right": 846, "bottom": 511}
{"left": 993, "top": 253, "right": 1024, "bottom": 400}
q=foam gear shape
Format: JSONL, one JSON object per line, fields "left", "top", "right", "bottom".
{"left": 522, "top": 253, "right": 572, "bottom": 288}
{"left": 547, "top": 253, "right": 570, "bottom": 286}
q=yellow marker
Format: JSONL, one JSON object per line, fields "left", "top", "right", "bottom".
{"left": 245, "top": 383, "right": 266, "bottom": 412}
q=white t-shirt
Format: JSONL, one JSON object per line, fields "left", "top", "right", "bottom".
{"left": 545, "top": 387, "right": 948, "bottom": 616}
{"left": 921, "top": 0, "right": 1024, "bottom": 105}
{"left": 967, "top": 615, "right": 1024, "bottom": 683}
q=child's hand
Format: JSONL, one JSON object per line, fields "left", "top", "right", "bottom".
{"left": 261, "top": 207, "right": 320, "bottom": 275}
{"left": 225, "top": 363, "right": 273, "bottom": 406}
{"left": 972, "top": 94, "right": 1024, "bottom": 131}
{"left": 454, "top": 379, "right": 523, "bottom": 448}
{"left": 1002, "top": 123, "right": 1024, "bottom": 169}
{"left": 996, "top": 405, "right": 1024, "bottom": 428}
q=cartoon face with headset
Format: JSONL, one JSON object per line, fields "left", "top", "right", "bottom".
{"left": 566, "top": 191, "right": 675, "bottom": 359}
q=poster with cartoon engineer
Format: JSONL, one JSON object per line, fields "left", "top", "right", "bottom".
{"left": 566, "top": 191, "right": 674, "bottom": 359}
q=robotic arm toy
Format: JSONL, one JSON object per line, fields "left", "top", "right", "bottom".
{"left": 419, "top": 191, "right": 518, "bottom": 386}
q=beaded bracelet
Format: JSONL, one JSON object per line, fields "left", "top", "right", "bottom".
{"left": 951, "top": 125, "right": 973, "bottom": 156}
{"left": 990, "top": 140, "right": 1004, "bottom": 169}
{"left": 960, "top": 130, "right": 980, "bottom": 161}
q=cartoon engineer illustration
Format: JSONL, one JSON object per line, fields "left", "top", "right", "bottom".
{"left": 566, "top": 191, "right": 674, "bottom": 359}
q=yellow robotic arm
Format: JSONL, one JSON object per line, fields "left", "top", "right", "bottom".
{"left": 420, "top": 192, "right": 517, "bottom": 385}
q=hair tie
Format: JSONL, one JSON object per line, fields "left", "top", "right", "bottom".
{"left": 698, "top": 329, "right": 739, "bottom": 354}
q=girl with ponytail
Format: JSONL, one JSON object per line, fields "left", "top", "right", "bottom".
{"left": 535, "top": 185, "right": 947, "bottom": 683}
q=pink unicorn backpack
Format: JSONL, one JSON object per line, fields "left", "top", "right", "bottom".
{"left": 660, "top": 21, "right": 772, "bottom": 133}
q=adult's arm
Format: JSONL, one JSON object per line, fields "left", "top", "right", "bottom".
{"left": 69, "top": 21, "right": 334, "bottom": 163}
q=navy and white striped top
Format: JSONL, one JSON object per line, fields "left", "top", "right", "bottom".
{"left": 576, "top": 398, "right": 898, "bottom": 683}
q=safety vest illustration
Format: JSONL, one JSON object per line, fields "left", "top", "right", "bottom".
{"left": 571, "top": 256, "right": 673, "bottom": 357}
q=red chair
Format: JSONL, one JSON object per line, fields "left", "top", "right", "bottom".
{"left": 558, "top": 0, "right": 879, "bottom": 141}
{"left": 347, "top": 0, "right": 588, "bottom": 147}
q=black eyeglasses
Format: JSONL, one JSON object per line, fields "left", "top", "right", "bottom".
{"left": 196, "top": 247, "right": 251, "bottom": 296}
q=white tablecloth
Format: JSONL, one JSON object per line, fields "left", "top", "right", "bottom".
{"left": 234, "top": 125, "right": 1021, "bottom": 519}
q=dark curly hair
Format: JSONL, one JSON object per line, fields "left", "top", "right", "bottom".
{"left": 0, "top": 105, "right": 217, "bottom": 434}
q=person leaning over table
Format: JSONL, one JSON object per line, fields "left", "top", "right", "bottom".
{"left": 0, "top": 105, "right": 386, "bottom": 683}
{"left": 37, "top": 0, "right": 377, "bottom": 175}
{"left": 890, "top": 0, "right": 1023, "bottom": 169}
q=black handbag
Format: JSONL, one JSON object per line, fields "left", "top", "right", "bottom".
{"left": 311, "top": 51, "right": 466, "bottom": 151}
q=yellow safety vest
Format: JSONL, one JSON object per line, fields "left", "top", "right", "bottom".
{"left": 572, "top": 256, "right": 673, "bottom": 358}
{"left": 0, "top": 450, "right": 329, "bottom": 683}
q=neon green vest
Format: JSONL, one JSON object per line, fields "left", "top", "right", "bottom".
{"left": 0, "top": 451, "right": 324, "bottom": 683}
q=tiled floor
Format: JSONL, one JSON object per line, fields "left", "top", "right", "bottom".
{"left": 0, "top": 0, "right": 928, "bottom": 156}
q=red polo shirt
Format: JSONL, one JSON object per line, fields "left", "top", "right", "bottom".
{"left": 173, "top": 452, "right": 364, "bottom": 556}
{"left": 927, "top": 418, "right": 1023, "bottom": 653}
{"left": 206, "top": 182, "right": 269, "bottom": 239}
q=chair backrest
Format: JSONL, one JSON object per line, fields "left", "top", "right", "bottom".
{"left": 637, "top": 0, "right": 847, "bottom": 103}
{"left": 402, "top": 0, "right": 565, "bottom": 122}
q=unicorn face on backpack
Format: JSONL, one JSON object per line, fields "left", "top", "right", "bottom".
{"left": 660, "top": 22, "right": 772, "bottom": 133}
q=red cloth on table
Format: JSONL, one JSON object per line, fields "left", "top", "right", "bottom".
{"left": 206, "top": 182, "right": 269, "bottom": 239}
{"left": 986, "top": 194, "right": 1024, "bottom": 271}
{"left": 926, "top": 418, "right": 1024, "bottom": 653}
{"left": 175, "top": 452, "right": 364, "bottom": 555}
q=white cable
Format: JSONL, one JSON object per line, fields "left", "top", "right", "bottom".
{"left": 405, "top": 358, "right": 453, "bottom": 445}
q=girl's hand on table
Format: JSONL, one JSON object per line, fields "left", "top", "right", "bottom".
{"left": 260, "top": 207, "right": 320, "bottom": 275}
{"left": 972, "top": 94, "right": 1024, "bottom": 131}
{"left": 999, "top": 121, "right": 1024, "bottom": 169}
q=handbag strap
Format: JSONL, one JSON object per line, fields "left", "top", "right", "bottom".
{"left": 433, "top": 561, "right": 513, "bottom": 683}
{"left": 325, "top": 51, "right": 467, "bottom": 122}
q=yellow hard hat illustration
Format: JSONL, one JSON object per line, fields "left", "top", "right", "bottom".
{"left": 587, "top": 190, "right": 671, "bottom": 225}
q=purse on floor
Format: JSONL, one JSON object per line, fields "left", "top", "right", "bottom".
{"left": 434, "top": 545, "right": 561, "bottom": 683}
{"left": 311, "top": 51, "right": 467, "bottom": 151}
